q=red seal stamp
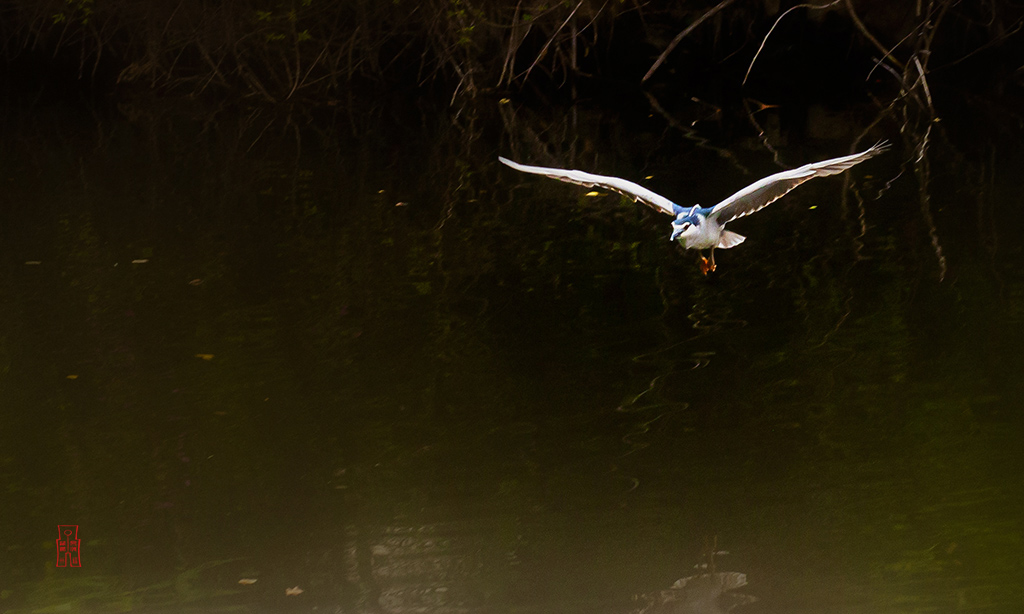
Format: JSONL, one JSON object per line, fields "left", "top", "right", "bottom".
{"left": 56, "top": 525, "right": 81, "bottom": 567}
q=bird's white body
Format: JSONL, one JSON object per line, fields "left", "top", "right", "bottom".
{"left": 499, "top": 142, "right": 888, "bottom": 272}
{"left": 674, "top": 215, "right": 745, "bottom": 251}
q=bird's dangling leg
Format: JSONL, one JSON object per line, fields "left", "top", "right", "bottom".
{"left": 699, "top": 249, "right": 717, "bottom": 275}
{"left": 698, "top": 253, "right": 711, "bottom": 275}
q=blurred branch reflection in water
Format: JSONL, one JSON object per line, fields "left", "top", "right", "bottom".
{"left": 2, "top": 69, "right": 1023, "bottom": 613}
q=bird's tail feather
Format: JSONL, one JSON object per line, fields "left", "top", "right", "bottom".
{"left": 717, "top": 231, "right": 746, "bottom": 249}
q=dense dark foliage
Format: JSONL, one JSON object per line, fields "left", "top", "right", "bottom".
{"left": 1, "top": 0, "right": 1021, "bottom": 103}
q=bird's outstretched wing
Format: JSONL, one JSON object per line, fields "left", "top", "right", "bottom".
{"left": 708, "top": 141, "right": 889, "bottom": 225}
{"left": 499, "top": 157, "right": 677, "bottom": 216}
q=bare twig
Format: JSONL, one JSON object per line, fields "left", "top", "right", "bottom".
{"left": 845, "top": 0, "right": 905, "bottom": 70}
{"left": 866, "top": 25, "right": 921, "bottom": 82}
{"left": 919, "top": 0, "right": 952, "bottom": 69}
{"left": 743, "top": 0, "right": 843, "bottom": 87}
{"left": 912, "top": 55, "right": 933, "bottom": 110}
{"left": 520, "top": 0, "right": 584, "bottom": 83}
{"left": 932, "top": 16, "right": 1024, "bottom": 71}
{"left": 498, "top": 1, "right": 529, "bottom": 87}
{"left": 913, "top": 124, "right": 947, "bottom": 281}
{"left": 641, "top": 0, "right": 735, "bottom": 83}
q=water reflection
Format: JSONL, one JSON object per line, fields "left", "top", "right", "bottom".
{"left": 1, "top": 89, "right": 1023, "bottom": 613}
{"left": 637, "top": 572, "right": 756, "bottom": 614}
{"left": 632, "top": 543, "right": 756, "bottom": 614}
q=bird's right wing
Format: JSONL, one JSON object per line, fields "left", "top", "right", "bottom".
{"left": 708, "top": 142, "right": 889, "bottom": 224}
{"left": 499, "top": 157, "right": 678, "bottom": 216}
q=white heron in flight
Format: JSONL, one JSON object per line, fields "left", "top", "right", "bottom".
{"left": 500, "top": 142, "right": 888, "bottom": 274}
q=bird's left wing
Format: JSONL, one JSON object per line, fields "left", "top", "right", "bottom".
{"left": 708, "top": 142, "right": 889, "bottom": 225}
{"left": 499, "top": 157, "right": 677, "bottom": 216}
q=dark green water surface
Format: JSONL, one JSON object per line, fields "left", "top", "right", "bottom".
{"left": 1, "top": 94, "right": 1022, "bottom": 613}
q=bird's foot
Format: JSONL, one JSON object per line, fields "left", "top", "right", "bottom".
{"left": 699, "top": 256, "right": 716, "bottom": 275}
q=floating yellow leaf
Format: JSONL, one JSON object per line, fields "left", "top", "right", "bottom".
{"left": 66, "top": 375, "right": 78, "bottom": 380}
{"left": 195, "top": 354, "right": 215, "bottom": 361}
{"left": 585, "top": 191, "right": 602, "bottom": 197}
{"left": 499, "top": 98, "right": 511, "bottom": 105}
{"left": 645, "top": 175, "right": 654, "bottom": 180}
{"left": 808, "top": 205, "right": 818, "bottom": 210}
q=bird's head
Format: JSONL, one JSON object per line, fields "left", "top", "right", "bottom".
{"left": 670, "top": 205, "right": 702, "bottom": 241}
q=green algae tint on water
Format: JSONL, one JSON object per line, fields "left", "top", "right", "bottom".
{"left": 0, "top": 95, "right": 1022, "bottom": 613}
